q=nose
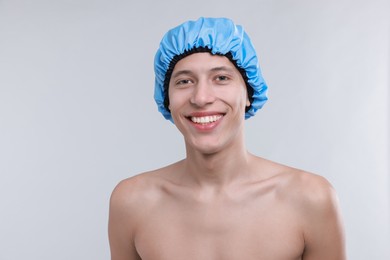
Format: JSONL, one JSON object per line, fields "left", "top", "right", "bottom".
{"left": 190, "top": 80, "right": 216, "bottom": 107}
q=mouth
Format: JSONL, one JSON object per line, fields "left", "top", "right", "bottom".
{"left": 190, "top": 115, "right": 223, "bottom": 124}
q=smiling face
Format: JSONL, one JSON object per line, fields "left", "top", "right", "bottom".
{"left": 168, "top": 52, "right": 250, "bottom": 155}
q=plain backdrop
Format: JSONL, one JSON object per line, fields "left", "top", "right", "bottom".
{"left": 0, "top": 0, "right": 389, "bottom": 259}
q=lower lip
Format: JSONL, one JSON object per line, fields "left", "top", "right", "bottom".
{"left": 188, "top": 117, "right": 223, "bottom": 132}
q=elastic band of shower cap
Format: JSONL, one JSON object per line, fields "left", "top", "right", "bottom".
{"left": 154, "top": 17, "right": 268, "bottom": 122}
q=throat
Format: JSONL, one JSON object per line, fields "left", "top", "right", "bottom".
{"left": 183, "top": 150, "right": 251, "bottom": 187}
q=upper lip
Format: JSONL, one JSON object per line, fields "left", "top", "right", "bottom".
{"left": 186, "top": 111, "right": 225, "bottom": 118}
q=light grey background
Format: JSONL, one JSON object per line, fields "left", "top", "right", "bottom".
{"left": 0, "top": 0, "right": 389, "bottom": 259}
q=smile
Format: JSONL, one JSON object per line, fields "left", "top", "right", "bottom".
{"left": 190, "top": 115, "right": 223, "bottom": 124}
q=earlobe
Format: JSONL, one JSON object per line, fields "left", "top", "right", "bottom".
{"left": 246, "top": 98, "right": 251, "bottom": 107}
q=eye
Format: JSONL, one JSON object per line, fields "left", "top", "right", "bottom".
{"left": 215, "top": 75, "right": 231, "bottom": 84}
{"left": 175, "top": 79, "right": 193, "bottom": 85}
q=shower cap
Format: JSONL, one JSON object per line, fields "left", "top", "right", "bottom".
{"left": 154, "top": 17, "right": 268, "bottom": 122}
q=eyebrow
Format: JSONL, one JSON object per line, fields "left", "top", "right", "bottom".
{"left": 171, "top": 70, "right": 193, "bottom": 79}
{"left": 209, "top": 66, "right": 236, "bottom": 73}
{"left": 171, "top": 66, "right": 236, "bottom": 79}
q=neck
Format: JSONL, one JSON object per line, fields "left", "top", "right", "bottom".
{"left": 183, "top": 135, "right": 251, "bottom": 188}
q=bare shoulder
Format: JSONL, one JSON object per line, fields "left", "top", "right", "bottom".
{"left": 110, "top": 160, "right": 185, "bottom": 218}
{"left": 281, "top": 167, "right": 337, "bottom": 206}
{"left": 108, "top": 163, "right": 181, "bottom": 260}
{"left": 254, "top": 156, "right": 338, "bottom": 208}
{"left": 110, "top": 163, "right": 178, "bottom": 212}
{"left": 110, "top": 171, "right": 158, "bottom": 204}
{"left": 260, "top": 159, "right": 346, "bottom": 259}
{"left": 293, "top": 171, "right": 340, "bottom": 224}
{"left": 109, "top": 169, "right": 161, "bottom": 230}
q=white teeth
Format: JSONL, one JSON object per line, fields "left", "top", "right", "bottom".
{"left": 190, "top": 115, "right": 222, "bottom": 124}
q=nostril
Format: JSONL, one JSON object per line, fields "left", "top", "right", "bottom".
{"left": 190, "top": 88, "right": 216, "bottom": 106}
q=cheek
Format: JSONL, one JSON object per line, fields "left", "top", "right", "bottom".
{"left": 240, "top": 85, "right": 250, "bottom": 108}
{"left": 168, "top": 89, "right": 187, "bottom": 111}
{"left": 167, "top": 88, "right": 176, "bottom": 110}
{"left": 235, "top": 88, "right": 249, "bottom": 108}
{"left": 227, "top": 81, "right": 248, "bottom": 106}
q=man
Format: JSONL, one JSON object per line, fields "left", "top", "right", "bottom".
{"left": 108, "top": 17, "right": 346, "bottom": 260}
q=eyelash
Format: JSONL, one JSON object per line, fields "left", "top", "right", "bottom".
{"left": 216, "top": 75, "right": 229, "bottom": 81}
{"left": 174, "top": 75, "right": 231, "bottom": 86}
{"left": 175, "top": 79, "right": 193, "bottom": 85}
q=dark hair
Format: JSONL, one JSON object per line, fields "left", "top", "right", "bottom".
{"left": 163, "top": 47, "right": 254, "bottom": 112}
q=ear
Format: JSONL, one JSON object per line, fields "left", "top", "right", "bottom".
{"left": 246, "top": 95, "right": 251, "bottom": 107}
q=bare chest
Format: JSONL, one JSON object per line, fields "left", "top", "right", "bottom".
{"left": 134, "top": 197, "right": 304, "bottom": 260}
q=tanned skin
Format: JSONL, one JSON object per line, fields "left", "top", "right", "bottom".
{"left": 108, "top": 53, "right": 346, "bottom": 260}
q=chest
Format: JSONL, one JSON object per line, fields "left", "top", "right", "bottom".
{"left": 134, "top": 198, "right": 304, "bottom": 260}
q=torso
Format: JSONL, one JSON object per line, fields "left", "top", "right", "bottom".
{"left": 128, "top": 158, "right": 311, "bottom": 260}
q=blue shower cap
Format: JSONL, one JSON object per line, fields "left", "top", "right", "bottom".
{"left": 154, "top": 17, "right": 268, "bottom": 122}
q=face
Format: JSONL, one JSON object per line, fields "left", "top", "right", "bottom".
{"left": 168, "top": 52, "right": 250, "bottom": 155}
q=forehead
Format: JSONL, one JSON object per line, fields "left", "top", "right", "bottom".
{"left": 172, "top": 52, "right": 237, "bottom": 74}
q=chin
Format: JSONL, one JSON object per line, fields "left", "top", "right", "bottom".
{"left": 185, "top": 136, "right": 227, "bottom": 155}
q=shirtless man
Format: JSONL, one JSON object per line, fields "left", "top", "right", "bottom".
{"left": 108, "top": 17, "right": 346, "bottom": 260}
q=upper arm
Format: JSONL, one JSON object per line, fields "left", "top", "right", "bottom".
{"left": 301, "top": 176, "right": 346, "bottom": 260}
{"left": 108, "top": 179, "right": 142, "bottom": 260}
